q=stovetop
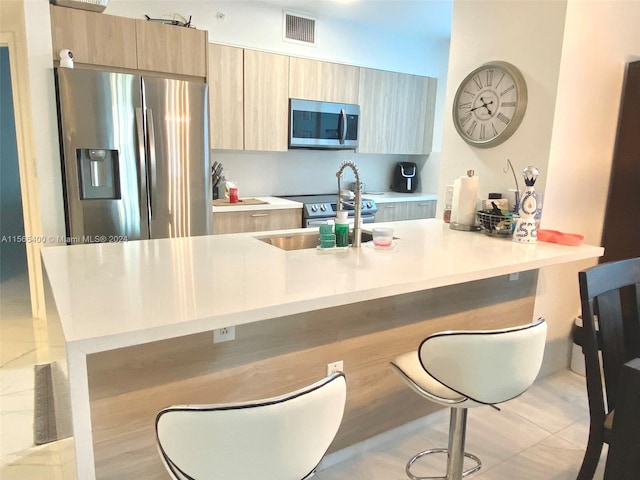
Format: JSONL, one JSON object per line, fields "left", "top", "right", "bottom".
{"left": 278, "top": 194, "right": 378, "bottom": 219}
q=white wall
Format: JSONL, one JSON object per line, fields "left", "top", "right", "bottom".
{"left": 532, "top": 0, "right": 640, "bottom": 374}
{"left": 438, "top": 0, "right": 567, "bottom": 208}
{"left": 441, "top": 0, "right": 640, "bottom": 376}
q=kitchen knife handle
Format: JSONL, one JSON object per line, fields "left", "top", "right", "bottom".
{"left": 135, "top": 108, "right": 150, "bottom": 229}
{"left": 146, "top": 109, "right": 157, "bottom": 219}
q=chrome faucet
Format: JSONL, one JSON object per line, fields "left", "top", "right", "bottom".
{"left": 336, "top": 161, "right": 362, "bottom": 247}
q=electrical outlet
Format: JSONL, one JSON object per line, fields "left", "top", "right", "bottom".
{"left": 213, "top": 326, "right": 235, "bottom": 343}
{"left": 327, "top": 360, "right": 343, "bottom": 376}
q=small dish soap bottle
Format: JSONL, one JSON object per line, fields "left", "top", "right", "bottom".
{"left": 335, "top": 210, "right": 350, "bottom": 247}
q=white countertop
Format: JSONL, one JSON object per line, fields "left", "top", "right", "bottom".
{"left": 41, "top": 220, "right": 603, "bottom": 354}
{"left": 211, "top": 196, "right": 302, "bottom": 213}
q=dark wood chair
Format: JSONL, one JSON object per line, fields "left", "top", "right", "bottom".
{"left": 604, "top": 357, "right": 640, "bottom": 480}
{"left": 573, "top": 257, "right": 640, "bottom": 480}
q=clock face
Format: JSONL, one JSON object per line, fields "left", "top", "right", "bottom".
{"left": 453, "top": 61, "right": 527, "bottom": 148}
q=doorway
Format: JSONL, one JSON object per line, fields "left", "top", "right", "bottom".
{"left": 1, "top": 46, "right": 28, "bottom": 283}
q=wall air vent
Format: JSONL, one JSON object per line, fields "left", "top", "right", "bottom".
{"left": 283, "top": 11, "right": 317, "bottom": 46}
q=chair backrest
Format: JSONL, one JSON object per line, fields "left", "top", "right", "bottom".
{"left": 155, "top": 372, "right": 347, "bottom": 480}
{"left": 578, "top": 257, "right": 640, "bottom": 416}
{"left": 418, "top": 319, "right": 547, "bottom": 405}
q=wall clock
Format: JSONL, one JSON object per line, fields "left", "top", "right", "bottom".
{"left": 452, "top": 61, "right": 527, "bottom": 148}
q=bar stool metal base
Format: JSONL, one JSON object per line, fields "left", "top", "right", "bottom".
{"left": 405, "top": 407, "right": 481, "bottom": 480}
{"left": 405, "top": 448, "right": 481, "bottom": 480}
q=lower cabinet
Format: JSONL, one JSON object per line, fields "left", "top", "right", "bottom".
{"left": 374, "top": 200, "right": 436, "bottom": 222}
{"left": 213, "top": 209, "right": 302, "bottom": 234}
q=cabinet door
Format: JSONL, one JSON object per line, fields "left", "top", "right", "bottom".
{"left": 50, "top": 5, "right": 137, "bottom": 69}
{"left": 244, "top": 50, "right": 289, "bottom": 151}
{"left": 375, "top": 202, "right": 408, "bottom": 222}
{"left": 289, "top": 57, "right": 359, "bottom": 103}
{"left": 358, "top": 68, "right": 436, "bottom": 154}
{"left": 405, "top": 200, "right": 436, "bottom": 219}
{"left": 135, "top": 20, "right": 207, "bottom": 77}
{"left": 213, "top": 209, "right": 301, "bottom": 234}
{"left": 208, "top": 44, "right": 244, "bottom": 150}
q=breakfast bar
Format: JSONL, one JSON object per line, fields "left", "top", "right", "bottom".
{"left": 41, "top": 219, "right": 603, "bottom": 479}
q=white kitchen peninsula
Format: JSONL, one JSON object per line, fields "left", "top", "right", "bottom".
{"left": 42, "top": 219, "right": 603, "bottom": 479}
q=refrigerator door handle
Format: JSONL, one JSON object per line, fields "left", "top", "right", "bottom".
{"left": 146, "top": 108, "right": 158, "bottom": 219}
{"left": 135, "top": 107, "right": 150, "bottom": 223}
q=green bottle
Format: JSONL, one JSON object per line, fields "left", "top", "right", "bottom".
{"left": 335, "top": 210, "right": 350, "bottom": 247}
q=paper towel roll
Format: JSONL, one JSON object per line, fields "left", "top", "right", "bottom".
{"left": 451, "top": 173, "right": 479, "bottom": 226}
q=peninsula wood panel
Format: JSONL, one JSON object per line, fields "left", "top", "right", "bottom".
{"left": 244, "top": 50, "right": 289, "bottom": 151}
{"left": 208, "top": 43, "right": 244, "bottom": 150}
{"left": 50, "top": 5, "right": 137, "bottom": 69}
{"left": 86, "top": 272, "right": 537, "bottom": 479}
{"left": 289, "top": 57, "right": 360, "bottom": 103}
{"left": 135, "top": 20, "right": 207, "bottom": 77}
{"left": 212, "top": 208, "right": 301, "bottom": 234}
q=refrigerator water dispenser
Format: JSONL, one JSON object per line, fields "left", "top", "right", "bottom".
{"left": 77, "top": 149, "right": 120, "bottom": 199}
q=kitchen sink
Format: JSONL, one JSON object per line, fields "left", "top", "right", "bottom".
{"left": 256, "top": 231, "right": 374, "bottom": 251}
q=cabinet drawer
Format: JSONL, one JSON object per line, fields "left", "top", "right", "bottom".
{"left": 213, "top": 209, "right": 301, "bottom": 234}
{"left": 406, "top": 200, "right": 436, "bottom": 219}
{"left": 375, "top": 202, "right": 408, "bottom": 222}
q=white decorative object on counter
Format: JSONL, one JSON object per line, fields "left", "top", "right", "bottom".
{"left": 513, "top": 166, "right": 539, "bottom": 243}
{"left": 450, "top": 170, "right": 480, "bottom": 231}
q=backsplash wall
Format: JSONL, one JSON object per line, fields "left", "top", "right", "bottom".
{"left": 212, "top": 150, "right": 433, "bottom": 197}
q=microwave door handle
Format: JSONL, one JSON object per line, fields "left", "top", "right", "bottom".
{"left": 340, "top": 108, "right": 347, "bottom": 145}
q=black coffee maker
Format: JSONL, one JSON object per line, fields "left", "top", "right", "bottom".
{"left": 391, "top": 162, "right": 419, "bottom": 193}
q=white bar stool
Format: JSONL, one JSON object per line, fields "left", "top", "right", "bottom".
{"left": 155, "top": 372, "right": 346, "bottom": 480}
{"left": 390, "top": 319, "right": 547, "bottom": 480}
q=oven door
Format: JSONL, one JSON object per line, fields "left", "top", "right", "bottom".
{"left": 289, "top": 99, "right": 359, "bottom": 150}
{"left": 305, "top": 215, "right": 374, "bottom": 228}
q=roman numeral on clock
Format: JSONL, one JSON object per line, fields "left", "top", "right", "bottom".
{"left": 460, "top": 112, "right": 472, "bottom": 127}
{"left": 500, "top": 85, "right": 515, "bottom": 96}
{"left": 473, "top": 75, "right": 483, "bottom": 90}
{"left": 466, "top": 120, "right": 478, "bottom": 136}
{"left": 458, "top": 102, "right": 472, "bottom": 110}
{"left": 501, "top": 101, "right": 516, "bottom": 108}
{"left": 485, "top": 69, "right": 494, "bottom": 87}
{"left": 497, "top": 112, "right": 511, "bottom": 124}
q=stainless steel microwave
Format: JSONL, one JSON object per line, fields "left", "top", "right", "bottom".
{"left": 289, "top": 98, "right": 359, "bottom": 150}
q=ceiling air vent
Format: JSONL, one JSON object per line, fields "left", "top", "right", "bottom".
{"left": 283, "top": 11, "right": 316, "bottom": 46}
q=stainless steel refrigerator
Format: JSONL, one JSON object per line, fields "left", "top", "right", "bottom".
{"left": 55, "top": 67, "right": 211, "bottom": 243}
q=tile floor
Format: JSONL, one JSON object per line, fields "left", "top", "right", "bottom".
{"left": 0, "top": 273, "right": 607, "bottom": 479}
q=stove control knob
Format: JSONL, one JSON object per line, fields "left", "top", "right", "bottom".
{"left": 320, "top": 204, "right": 327, "bottom": 212}
{"left": 366, "top": 201, "right": 372, "bottom": 208}
{"left": 311, "top": 204, "right": 318, "bottom": 212}
{"left": 361, "top": 202, "right": 365, "bottom": 209}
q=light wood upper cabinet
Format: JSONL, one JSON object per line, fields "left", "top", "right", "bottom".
{"left": 244, "top": 50, "right": 289, "bottom": 152}
{"left": 208, "top": 44, "right": 244, "bottom": 150}
{"left": 50, "top": 5, "right": 137, "bottom": 70}
{"left": 135, "top": 20, "right": 206, "bottom": 77}
{"left": 289, "top": 57, "right": 359, "bottom": 104}
{"left": 358, "top": 67, "right": 437, "bottom": 155}
{"left": 50, "top": 6, "right": 207, "bottom": 77}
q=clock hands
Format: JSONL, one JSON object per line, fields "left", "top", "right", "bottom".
{"left": 469, "top": 97, "right": 494, "bottom": 115}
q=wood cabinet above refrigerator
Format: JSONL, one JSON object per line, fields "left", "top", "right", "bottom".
{"left": 50, "top": 5, "right": 207, "bottom": 78}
